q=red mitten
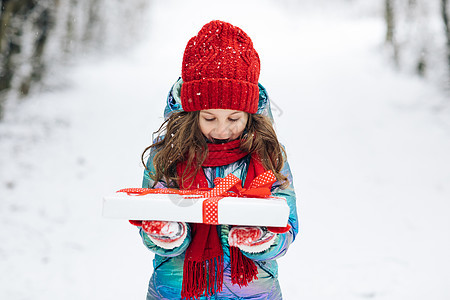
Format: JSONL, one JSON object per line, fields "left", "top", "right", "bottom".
{"left": 142, "top": 221, "right": 187, "bottom": 249}
{"left": 228, "top": 226, "right": 276, "bottom": 253}
{"left": 267, "top": 224, "right": 291, "bottom": 234}
{"left": 129, "top": 220, "right": 143, "bottom": 226}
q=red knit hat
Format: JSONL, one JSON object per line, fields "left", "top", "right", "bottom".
{"left": 181, "top": 20, "right": 260, "bottom": 114}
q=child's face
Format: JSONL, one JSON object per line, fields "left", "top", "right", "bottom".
{"left": 199, "top": 109, "right": 248, "bottom": 143}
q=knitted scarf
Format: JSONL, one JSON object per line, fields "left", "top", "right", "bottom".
{"left": 177, "top": 139, "right": 266, "bottom": 299}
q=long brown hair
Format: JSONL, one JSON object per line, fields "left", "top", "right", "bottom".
{"left": 142, "top": 111, "right": 288, "bottom": 188}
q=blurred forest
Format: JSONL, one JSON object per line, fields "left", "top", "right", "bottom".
{"left": 0, "top": 0, "right": 149, "bottom": 118}
{"left": 0, "top": 0, "right": 449, "bottom": 119}
{"left": 383, "top": 0, "right": 450, "bottom": 91}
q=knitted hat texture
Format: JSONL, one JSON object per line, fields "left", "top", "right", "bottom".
{"left": 181, "top": 20, "right": 260, "bottom": 113}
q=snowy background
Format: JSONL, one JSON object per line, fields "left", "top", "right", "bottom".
{"left": 1, "top": 0, "right": 450, "bottom": 299}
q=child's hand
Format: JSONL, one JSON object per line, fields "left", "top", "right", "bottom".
{"left": 228, "top": 226, "right": 276, "bottom": 253}
{"left": 142, "top": 221, "right": 187, "bottom": 249}
{"left": 142, "top": 220, "right": 185, "bottom": 241}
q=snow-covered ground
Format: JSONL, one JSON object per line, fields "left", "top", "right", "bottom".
{"left": 1, "top": 1, "right": 450, "bottom": 299}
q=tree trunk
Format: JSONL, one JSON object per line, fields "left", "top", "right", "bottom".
{"left": 385, "top": 0, "right": 395, "bottom": 43}
{"left": 384, "top": 0, "right": 400, "bottom": 66}
{"left": 442, "top": 0, "right": 450, "bottom": 87}
{"left": 0, "top": 0, "right": 37, "bottom": 117}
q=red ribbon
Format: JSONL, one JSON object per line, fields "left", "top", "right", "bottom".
{"left": 117, "top": 171, "right": 277, "bottom": 225}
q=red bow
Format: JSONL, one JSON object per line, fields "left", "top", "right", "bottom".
{"left": 118, "top": 170, "right": 276, "bottom": 199}
{"left": 198, "top": 171, "right": 276, "bottom": 224}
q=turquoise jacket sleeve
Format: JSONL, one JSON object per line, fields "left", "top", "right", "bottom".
{"left": 241, "top": 156, "right": 299, "bottom": 261}
{"left": 139, "top": 148, "right": 192, "bottom": 257}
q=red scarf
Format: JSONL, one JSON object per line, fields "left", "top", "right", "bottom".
{"left": 177, "top": 139, "right": 266, "bottom": 299}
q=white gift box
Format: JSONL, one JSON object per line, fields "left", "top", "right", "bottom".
{"left": 102, "top": 192, "right": 290, "bottom": 227}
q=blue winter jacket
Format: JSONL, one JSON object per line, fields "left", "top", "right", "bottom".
{"left": 139, "top": 78, "right": 299, "bottom": 299}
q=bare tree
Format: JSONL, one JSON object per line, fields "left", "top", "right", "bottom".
{"left": 0, "top": 0, "right": 149, "bottom": 119}
{"left": 0, "top": 0, "right": 39, "bottom": 117}
{"left": 384, "top": 0, "right": 400, "bottom": 65}
{"left": 442, "top": 0, "right": 450, "bottom": 85}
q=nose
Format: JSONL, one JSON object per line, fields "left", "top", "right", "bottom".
{"left": 213, "top": 122, "right": 231, "bottom": 139}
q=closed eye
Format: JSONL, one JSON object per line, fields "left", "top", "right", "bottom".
{"left": 203, "top": 118, "right": 216, "bottom": 122}
{"left": 228, "top": 118, "right": 239, "bottom": 122}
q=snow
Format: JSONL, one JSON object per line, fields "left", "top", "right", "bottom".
{"left": 1, "top": 0, "right": 450, "bottom": 299}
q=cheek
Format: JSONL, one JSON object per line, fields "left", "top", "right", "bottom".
{"left": 231, "top": 120, "right": 247, "bottom": 136}
{"left": 199, "top": 120, "right": 211, "bottom": 136}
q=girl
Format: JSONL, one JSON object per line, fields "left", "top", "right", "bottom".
{"left": 134, "top": 20, "right": 299, "bottom": 299}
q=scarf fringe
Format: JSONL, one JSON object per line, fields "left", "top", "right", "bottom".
{"left": 230, "top": 246, "right": 258, "bottom": 287}
{"left": 181, "top": 255, "right": 224, "bottom": 300}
